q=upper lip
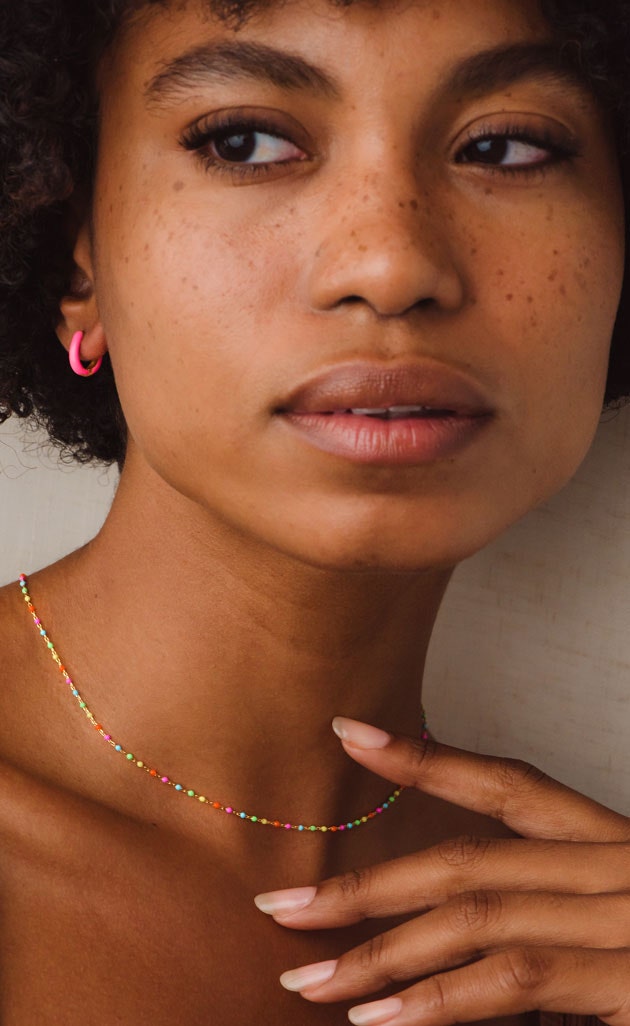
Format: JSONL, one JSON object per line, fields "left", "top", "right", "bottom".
{"left": 277, "top": 361, "right": 494, "bottom": 416}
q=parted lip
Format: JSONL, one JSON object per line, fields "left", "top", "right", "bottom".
{"left": 276, "top": 360, "right": 494, "bottom": 416}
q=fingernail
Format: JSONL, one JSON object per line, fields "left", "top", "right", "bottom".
{"left": 348, "top": 997, "right": 404, "bottom": 1025}
{"left": 280, "top": 959, "right": 337, "bottom": 992}
{"left": 332, "top": 718, "right": 392, "bottom": 749}
{"left": 254, "top": 886, "right": 317, "bottom": 915}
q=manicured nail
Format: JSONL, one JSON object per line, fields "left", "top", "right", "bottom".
{"left": 280, "top": 959, "right": 337, "bottom": 992}
{"left": 332, "top": 717, "right": 392, "bottom": 749}
{"left": 254, "top": 886, "right": 317, "bottom": 915}
{"left": 348, "top": 997, "right": 404, "bottom": 1025}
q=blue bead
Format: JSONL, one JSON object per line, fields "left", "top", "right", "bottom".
{"left": 40, "top": 630, "right": 46, "bottom": 636}
{"left": 175, "top": 784, "right": 183, "bottom": 791}
{"left": 382, "top": 803, "right": 389, "bottom": 809}
{"left": 239, "top": 812, "right": 247, "bottom": 819}
{"left": 115, "top": 745, "right": 122, "bottom": 752}
{"left": 298, "top": 825, "right": 304, "bottom": 831}
{"left": 347, "top": 823, "right": 353, "bottom": 829}
{"left": 72, "top": 690, "right": 79, "bottom": 696}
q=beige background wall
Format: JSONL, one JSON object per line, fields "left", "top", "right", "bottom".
{"left": 2, "top": 408, "right": 630, "bottom": 814}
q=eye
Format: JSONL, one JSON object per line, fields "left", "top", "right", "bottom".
{"left": 211, "top": 127, "right": 303, "bottom": 165}
{"left": 460, "top": 135, "right": 550, "bottom": 168}
{"left": 455, "top": 125, "right": 578, "bottom": 174}
{"left": 181, "top": 114, "right": 308, "bottom": 177}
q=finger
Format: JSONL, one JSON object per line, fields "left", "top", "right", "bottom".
{"left": 255, "top": 838, "right": 630, "bottom": 928}
{"left": 345, "top": 947, "right": 630, "bottom": 1026}
{"left": 279, "top": 891, "right": 630, "bottom": 1004}
{"left": 333, "top": 718, "right": 630, "bottom": 843}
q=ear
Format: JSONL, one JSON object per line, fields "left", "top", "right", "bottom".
{"left": 57, "top": 222, "right": 108, "bottom": 364}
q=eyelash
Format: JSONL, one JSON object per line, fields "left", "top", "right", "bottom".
{"left": 180, "top": 112, "right": 305, "bottom": 180}
{"left": 456, "top": 122, "right": 580, "bottom": 176}
{"left": 180, "top": 114, "right": 580, "bottom": 181}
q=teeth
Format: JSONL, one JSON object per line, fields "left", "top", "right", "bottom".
{"left": 349, "top": 405, "right": 431, "bottom": 418}
{"left": 387, "top": 405, "right": 429, "bottom": 417}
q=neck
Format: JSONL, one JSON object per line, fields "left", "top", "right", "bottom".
{"left": 30, "top": 448, "right": 452, "bottom": 868}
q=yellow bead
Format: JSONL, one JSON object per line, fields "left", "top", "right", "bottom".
{"left": 260, "top": 818, "right": 268, "bottom": 825}
{"left": 137, "top": 761, "right": 144, "bottom": 768}
{"left": 198, "top": 796, "right": 207, "bottom": 803}
{"left": 320, "top": 826, "right": 328, "bottom": 832}
{"left": 361, "top": 816, "right": 368, "bottom": 823}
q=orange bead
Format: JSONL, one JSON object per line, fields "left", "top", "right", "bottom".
{"left": 150, "top": 770, "right": 158, "bottom": 777}
{"left": 213, "top": 802, "right": 221, "bottom": 809}
{"left": 273, "top": 820, "right": 281, "bottom": 828}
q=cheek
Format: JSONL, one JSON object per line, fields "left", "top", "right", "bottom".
{"left": 95, "top": 190, "right": 285, "bottom": 413}
{"left": 471, "top": 203, "right": 623, "bottom": 490}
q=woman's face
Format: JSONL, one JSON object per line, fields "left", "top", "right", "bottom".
{"left": 87, "top": 0, "right": 624, "bottom": 571}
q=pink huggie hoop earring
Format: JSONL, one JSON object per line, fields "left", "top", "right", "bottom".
{"left": 69, "top": 331, "right": 103, "bottom": 378}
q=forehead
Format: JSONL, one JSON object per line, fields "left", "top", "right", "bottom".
{"left": 105, "top": 0, "right": 554, "bottom": 101}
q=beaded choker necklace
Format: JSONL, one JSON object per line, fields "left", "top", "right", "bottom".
{"left": 19, "top": 574, "right": 429, "bottom": 835}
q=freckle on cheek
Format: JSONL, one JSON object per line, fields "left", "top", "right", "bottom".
{"left": 173, "top": 180, "right": 185, "bottom": 192}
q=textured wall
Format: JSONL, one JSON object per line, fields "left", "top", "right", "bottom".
{"left": 2, "top": 409, "right": 630, "bottom": 813}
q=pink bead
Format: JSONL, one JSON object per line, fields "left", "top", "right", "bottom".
{"left": 376, "top": 807, "right": 383, "bottom": 814}
{"left": 225, "top": 807, "right": 233, "bottom": 814}
{"left": 104, "top": 735, "right": 112, "bottom": 741}
{"left": 284, "top": 823, "right": 292, "bottom": 830}
{"left": 161, "top": 776, "right": 169, "bottom": 784}
{"left": 35, "top": 619, "right": 41, "bottom": 626}
{"left": 338, "top": 824, "right": 346, "bottom": 831}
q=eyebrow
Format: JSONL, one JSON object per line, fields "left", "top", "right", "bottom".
{"left": 145, "top": 40, "right": 340, "bottom": 107}
{"left": 144, "top": 39, "right": 590, "bottom": 111}
{"left": 445, "top": 42, "right": 589, "bottom": 98}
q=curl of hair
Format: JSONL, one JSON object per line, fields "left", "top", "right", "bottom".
{"left": 0, "top": 0, "right": 629, "bottom": 468}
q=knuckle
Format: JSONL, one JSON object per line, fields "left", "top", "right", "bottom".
{"left": 357, "top": 932, "right": 389, "bottom": 975}
{"left": 496, "top": 947, "right": 550, "bottom": 993}
{"left": 493, "top": 757, "right": 548, "bottom": 795}
{"left": 336, "top": 866, "right": 372, "bottom": 904}
{"left": 406, "top": 735, "right": 440, "bottom": 778}
{"left": 448, "top": 889, "right": 504, "bottom": 934}
{"left": 435, "top": 833, "right": 492, "bottom": 870}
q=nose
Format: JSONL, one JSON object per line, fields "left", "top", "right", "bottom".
{"left": 306, "top": 170, "right": 467, "bottom": 317}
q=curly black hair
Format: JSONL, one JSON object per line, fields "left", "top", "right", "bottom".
{"left": 1, "top": 0, "right": 629, "bottom": 470}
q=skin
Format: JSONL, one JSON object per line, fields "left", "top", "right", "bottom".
{"left": 0, "top": 0, "right": 626, "bottom": 1022}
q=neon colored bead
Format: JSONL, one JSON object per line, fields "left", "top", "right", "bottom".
{"left": 18, "top": 574, "right": 420, "bottom": 839}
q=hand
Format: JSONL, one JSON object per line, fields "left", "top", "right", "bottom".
{"left": 254, "top": 718, "right": 630, "bottom": 1026}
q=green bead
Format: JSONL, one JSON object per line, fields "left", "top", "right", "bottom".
{"left": 79, "top": 702, "right": 86, "bottom": 709}
{"left": 309, "top": 825, "right": 317, "bottom": 832}
{"left": 251, "top": 816, "right": 258, "bottom": 823}
{"left": 354, "top": 820, "right": 361, "bottom": 826}
{"left": 187, "top": 790, "right": 195, "bottom": 797}
{"left": 126, "top": 753, "right": 134, "bottom": 761}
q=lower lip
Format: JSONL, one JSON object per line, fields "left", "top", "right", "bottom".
{"left": 280, "top": 412, "right": 492, "bottom": 466}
